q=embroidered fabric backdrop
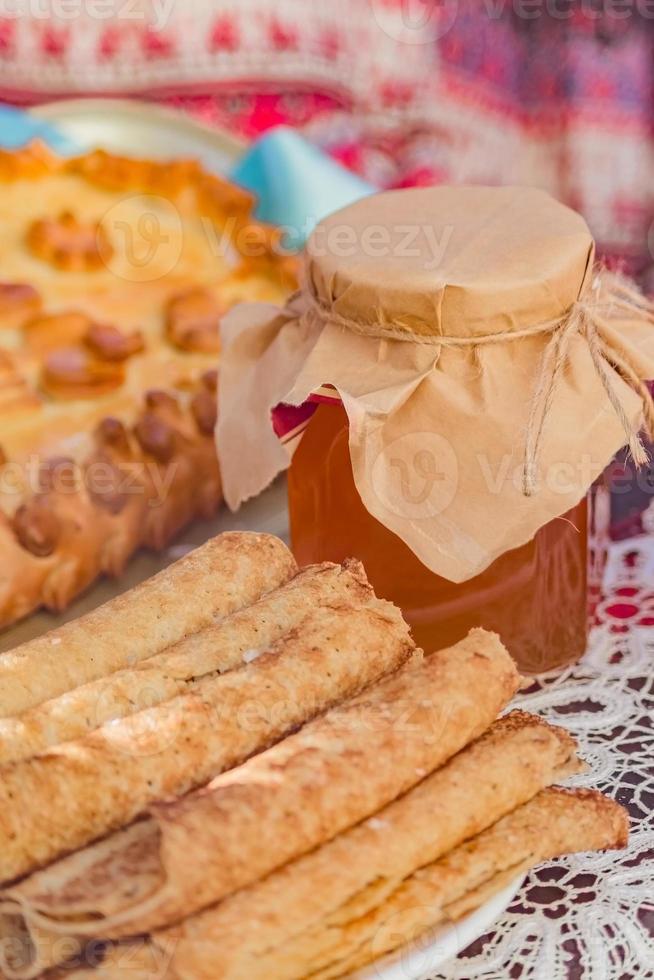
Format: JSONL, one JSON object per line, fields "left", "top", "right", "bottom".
{"left": 1, "top": 0, "right": 653, "bottom": 279}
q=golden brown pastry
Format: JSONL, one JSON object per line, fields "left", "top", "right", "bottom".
{"left": 301, "top": 788, "right": 628, "bottom": 980}
{"left": 0, "top": 597, "right": 414, "bottom": 884}
{"left": 0, "top": 143, "right": 296, "bottom": 629}
{"left": 0, "top": 561, "right": 375, "bottom": 764}
{"left": 0, "top": 631, "right": 520, "bottom": 969}
{"left": 0, "top": 531, "right": 297, "bottom": 719}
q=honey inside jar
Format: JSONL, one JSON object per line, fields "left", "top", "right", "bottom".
{"left": 289, "top": 402, "right": 591, "bottom": 673}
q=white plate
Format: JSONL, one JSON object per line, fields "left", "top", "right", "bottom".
{"left": 30, "top": 98, "right": 245, "bottom": 171}
{"left": 351, "top": 876, "right": 521, "bottom": 980}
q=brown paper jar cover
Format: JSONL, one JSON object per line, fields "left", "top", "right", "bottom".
{"left": 217, "top": 186, "right": 654, "bottom": 583}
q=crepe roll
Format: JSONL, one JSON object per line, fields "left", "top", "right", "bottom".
{"left": 303, "top": 787, "right": 629, "bottom": 979}
{"left": 0, "top": 598, "right": 414, "bottom": 885}
{"left": 0, "top": 561, "right": 373, "bottom": 765}
{"left": 0, "top": 532, "right": 297, "bottom": 719}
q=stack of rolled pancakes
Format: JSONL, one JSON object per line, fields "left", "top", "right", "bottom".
{"left": 0, "top": 532, "right": 628, "bottom": 980}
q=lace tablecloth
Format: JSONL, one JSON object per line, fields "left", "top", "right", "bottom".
{"left": 435, "top": 535, "right": 654, "bottom": 979}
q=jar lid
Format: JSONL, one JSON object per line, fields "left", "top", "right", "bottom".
{"left": 305, "top": 185, "right": 594, "bottom": 339}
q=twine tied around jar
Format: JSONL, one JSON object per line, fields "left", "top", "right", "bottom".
{"left": 304, "top": 269, "right": 654, "bottom": 497}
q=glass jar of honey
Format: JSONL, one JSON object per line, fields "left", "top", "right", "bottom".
{"left": 289, "top": 400, "right": 608, "bottom": 673}
{"left": 217, "top": 186, "right": 654, "bottom": 674}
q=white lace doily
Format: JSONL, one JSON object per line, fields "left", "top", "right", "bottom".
{"left": 435, "top": 535, "right": 654, "bottom": 980}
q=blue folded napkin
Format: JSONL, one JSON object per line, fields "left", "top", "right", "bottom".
{"left": 0, "top": 104, "right": 74, "bottom": 152}
{"left": 231, "top": 126, "right": 375, "bottom": 249}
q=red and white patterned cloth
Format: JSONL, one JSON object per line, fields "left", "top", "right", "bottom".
{"left": 1, "top": 0, "right": 654, "bottom": 278}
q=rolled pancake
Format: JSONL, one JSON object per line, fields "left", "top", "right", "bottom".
{"left": 302, "top": 788, "right": 630, "bottom": 980}
{"left": 0, "top": 561, "right": 373, "bottom": 765}
{"left": 161, "top": 788, "right": 628, "bottom": 980}
{"left": 0, "top": 632, "right": 521, "bottom": 966}
{"left": 0, "top": 532, "right": 297, "bottom": 719}
{"left": 0, "top": 598, "right": 415, "bottom": 885}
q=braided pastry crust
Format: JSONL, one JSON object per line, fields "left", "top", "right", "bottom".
{"left": 0, "top": 144, "right": 295, "bottom": 628}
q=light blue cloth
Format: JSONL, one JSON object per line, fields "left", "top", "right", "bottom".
{"left": 0, "top": 104, "right": 74, "bottom": 152}
{"left": 231, "top": 126, "right": 375, "bottom": 249}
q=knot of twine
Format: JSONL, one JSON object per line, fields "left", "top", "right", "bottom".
{"left": 303, "top": 270, "right": 654, "bottom": 496}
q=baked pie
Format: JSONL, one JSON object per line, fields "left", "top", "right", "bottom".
{"left": 0, "top": 142, "right": 296, "bottom": 628}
